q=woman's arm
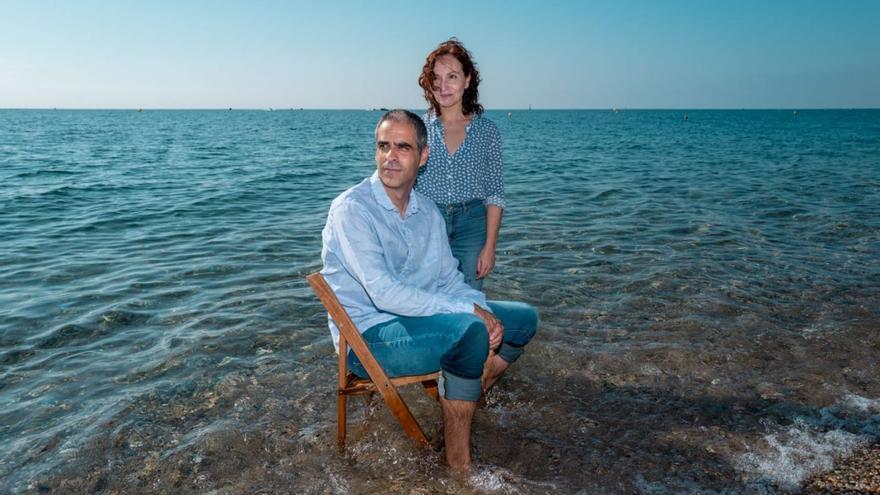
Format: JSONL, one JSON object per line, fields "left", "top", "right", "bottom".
{"left": 477, "top": 204, "right": 503, "bottom": 279}
{"left": 479, "top": 119, "right": 505, "bottom": 280}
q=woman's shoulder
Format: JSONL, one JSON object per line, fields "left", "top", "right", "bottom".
{"left": 472, "top": 112, "right": 498, "bottom": 128}
{"left": 471, "top": 113, "right": 501, "bottom": 138}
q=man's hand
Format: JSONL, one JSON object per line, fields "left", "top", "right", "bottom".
{"left": 474, "top": 304, "right": 503, "bottom": 351}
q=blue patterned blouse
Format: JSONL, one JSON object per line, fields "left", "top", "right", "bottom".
{"left": 415, "top": 112, "right": 505, "bottom": 208}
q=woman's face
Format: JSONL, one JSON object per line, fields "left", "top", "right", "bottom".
{"left": 431, "top": 54, "right": 470, "bottom": 111}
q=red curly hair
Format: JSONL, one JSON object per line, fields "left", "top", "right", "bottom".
{"left": 418, "top": 38, "right": 484, "bottom": 117}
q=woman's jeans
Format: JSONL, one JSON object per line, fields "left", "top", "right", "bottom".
{"left": 438, "top": 199, "right": 486, "bottom": 291}
{"left": 348, "top": 301, "right": 539, "bottom": 402}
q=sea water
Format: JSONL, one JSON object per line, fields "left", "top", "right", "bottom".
{"left": 1, "top": 109, "right": 878, "bottom": 493}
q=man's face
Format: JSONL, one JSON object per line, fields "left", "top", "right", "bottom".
{"left": 374, "top": 119, "right": 428, "bottom": 196}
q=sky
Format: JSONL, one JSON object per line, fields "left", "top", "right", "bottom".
{"left": 1, "top": 0, "right": 878, "bottom": 109}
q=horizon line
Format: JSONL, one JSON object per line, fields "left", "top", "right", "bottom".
{"left": 2, "top": 107, "right": 879, "bottom": 111}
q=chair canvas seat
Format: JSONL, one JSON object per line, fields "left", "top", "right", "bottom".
{"left": 307, "top": 273, "right": 439, "bottom": 450}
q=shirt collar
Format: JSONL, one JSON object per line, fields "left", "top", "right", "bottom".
{"left": 369, "top": 171, "right": 421, "bottom": 218}
{"left": 425, "top": 112, "right": 442, "bottom": 129}
{"left": 426, "top": 111, "right": 480, "bottom": 130}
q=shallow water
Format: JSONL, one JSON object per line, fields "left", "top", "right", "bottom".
{"left": 1, "top": 109, "right": 879, "bottom": 493}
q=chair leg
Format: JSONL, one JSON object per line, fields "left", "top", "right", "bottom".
{"left": 422, "top": 379, "right": 439, "bottom": 401}
{"left": 337, "top": 393, "right": 347, "bottom": 451}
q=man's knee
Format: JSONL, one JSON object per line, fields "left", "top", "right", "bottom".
{"left": 460, "top": 318, "right": 491, "bottom": 353}
{"left": 516, "top": 303, "right": 539, "bottom": 344}
{"left": 487, "top": 301, "right": 538, "bottom": 364}
{"left": 440, "top": 317, "right": 489, "bottom": 380}
{"left": 491, "top": 301, "right": 539, "bottom": 346}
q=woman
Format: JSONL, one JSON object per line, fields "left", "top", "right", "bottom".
{"left": 416, "top": 39, "right": 504, "bottom": 291}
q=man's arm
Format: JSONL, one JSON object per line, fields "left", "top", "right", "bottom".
{"left": 331, "top": 200, "right": 474, "bottom": 316}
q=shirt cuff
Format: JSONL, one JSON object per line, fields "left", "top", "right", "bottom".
{"left": 485, "top": 195, "right": 506, "bottom": 209}
{"left": 456, "top": 300, "right": 478, "bottom": 314}
{"left": 470, "top": 294, "right": 491, "bottom": 313}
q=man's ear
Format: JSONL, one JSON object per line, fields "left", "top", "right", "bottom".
{"left": 419, "top": 145, "right": 429, "bottom": 168}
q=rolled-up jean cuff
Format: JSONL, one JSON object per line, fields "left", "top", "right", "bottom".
{"left": 438, "top": 370, "right": 482, "bottom": 401}
{"left": 497, "top": 343, "right": 525, "bottom": 364}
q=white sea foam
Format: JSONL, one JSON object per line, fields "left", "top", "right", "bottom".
{"left": 470, "top": 466, "right": 521, "bottom": 494}
{"left": 735, "top": 418, "right": 868, "bottom": 492}
{"left": 469, "top": 464, "right": 558, "bottom": 494}
{"left": 841, "top": 393, "right": 880, "bottom": 414}
{"left": 325, "top": 470, "right": 349, "bottom": 495}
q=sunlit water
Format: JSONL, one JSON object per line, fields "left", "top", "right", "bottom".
{"left": 1, "top": 109, "right": 878, "bottom": 494}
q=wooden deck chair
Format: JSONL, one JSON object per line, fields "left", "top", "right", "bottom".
{"left": 307, "top": 272, "right": 439, "bottom": 450}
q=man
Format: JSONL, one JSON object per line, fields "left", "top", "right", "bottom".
{"left": 320, "top": 109, "right": 538, "bottom": 471}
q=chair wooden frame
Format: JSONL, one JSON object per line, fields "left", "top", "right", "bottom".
{"left": 307, "top": 272, "right": 439, "bottom": 450}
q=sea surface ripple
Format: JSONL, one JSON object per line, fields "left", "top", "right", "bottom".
{"left": 1, "top": 109, "right": 878, "bottom": 493}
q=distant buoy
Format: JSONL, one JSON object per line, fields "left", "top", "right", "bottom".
{"left": 683, "top": 113, "right": 688, "bottom": 120}
{"left": 507, "top": 112, "right": 512, "bottom": 119}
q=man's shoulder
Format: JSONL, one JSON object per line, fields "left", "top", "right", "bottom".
{"left": 329, "top": 177, "right": 373, "bottom": 213}
{"left": 413, "top": 189, "right": 442, "bottom": 219}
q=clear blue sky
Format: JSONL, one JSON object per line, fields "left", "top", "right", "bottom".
{"left": 1, "top": 0, "right": 878, "bottom": 109}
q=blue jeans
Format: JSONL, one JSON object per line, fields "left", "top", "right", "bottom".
{"left": 348, "top": 301, "right": 539, "bottom": 401}
{"left": 438, "top": 199, "right": 486, "bottom": 291}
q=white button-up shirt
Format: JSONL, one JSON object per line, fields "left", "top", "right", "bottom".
{"left": 320, "top": 172, "right": 489, "bottom": 351}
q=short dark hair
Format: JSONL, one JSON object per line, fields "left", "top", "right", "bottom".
{"left": 375, "top": 109, "right": 428, "bottom": 153}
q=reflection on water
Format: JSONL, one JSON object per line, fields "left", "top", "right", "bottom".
{"left": 1, "top": 109, "right": 879, "bottom": 493}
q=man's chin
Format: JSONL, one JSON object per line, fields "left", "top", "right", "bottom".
{"left": 379, "top": 176, "right": 402, "bottom": 189}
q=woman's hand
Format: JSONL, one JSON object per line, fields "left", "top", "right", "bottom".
{"left": 476, "top": 244, "right": 495, "bottom": 279}
{"left": 479, "top": 205, "right": 502, "bottom": 280}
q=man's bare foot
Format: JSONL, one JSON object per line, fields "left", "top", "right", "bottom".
{"left": 446, "top": 462, "right": 473, "bottom": 481}
{"left": 481, "top": 353, "right": 510, "bottom": 394}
